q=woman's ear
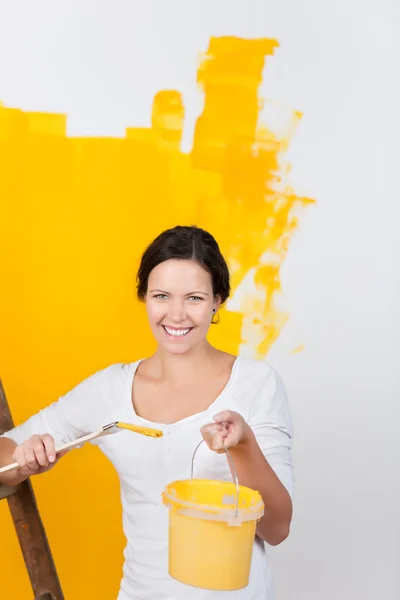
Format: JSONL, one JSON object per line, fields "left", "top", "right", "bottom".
{"left": 214, "top": 294, "right": 222, "bottom": 311}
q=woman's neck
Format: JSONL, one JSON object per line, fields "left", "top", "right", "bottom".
{"left": 146, "top": 342, "right": 221, "bottom": 384}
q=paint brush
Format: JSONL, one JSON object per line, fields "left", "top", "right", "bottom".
{"left": 0, "top": 421, "right": 163, "bottom": 474}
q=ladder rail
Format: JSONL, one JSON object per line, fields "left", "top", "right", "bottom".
{"left": 0, "top": 379, "right": 64, "bottom": 600}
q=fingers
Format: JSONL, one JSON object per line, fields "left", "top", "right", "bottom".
{"left": 13, "top": 434, "right": 56, "bottom": 473}
{"left": 33, "top": 437, "right": 50, "bottom": 467}
{"left": 201, "top": 422, "right": 228, "bottom": 438}
{"left": 42, "top": 434, "right": 56, "bottom": 463}
{"left": 13, "top": 444, "right": 33, "bottom": 472}
{"left": 213, "top": 410, "right": 239, "bottom": 424}
{"left": 202, "top": 411, "right": 247, "bottom": 452}
{"left": 201, "top": 422, "right": 228, "bottom": 452}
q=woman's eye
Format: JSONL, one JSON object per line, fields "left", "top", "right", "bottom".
{"left": 188, "top": 296, "right": 203, "bottom": 301}
{"left": 155, "top": 294, "right": 167, "bottom": 299}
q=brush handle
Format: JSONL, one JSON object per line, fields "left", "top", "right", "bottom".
{"left": 0, "top": 429, "right": 105, "bottom": 475}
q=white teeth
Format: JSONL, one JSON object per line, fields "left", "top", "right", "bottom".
{"left": 164, "top": 326, "right": 191, "bottom": 337}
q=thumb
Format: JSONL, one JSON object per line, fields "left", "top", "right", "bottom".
{"left": 213, "top": 410, "right": 232, "bottom": 423}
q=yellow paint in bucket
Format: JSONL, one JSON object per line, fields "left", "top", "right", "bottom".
{"left": 162, "top": 479, "right": 264, "bottom": 590}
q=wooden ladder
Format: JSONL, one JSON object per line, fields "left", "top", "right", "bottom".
{"left": 0, "top": 380, "right": 64, "bottom": 600}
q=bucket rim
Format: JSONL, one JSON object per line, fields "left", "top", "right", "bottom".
{"left": 162, "top": 478, "right": 264, "bottom": 524}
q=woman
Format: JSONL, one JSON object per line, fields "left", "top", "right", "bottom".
{"left": 0, "top": 225, "right": 293, "bottom": 599}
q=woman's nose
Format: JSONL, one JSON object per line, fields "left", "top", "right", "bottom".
{"left": 168, "top": 301, "right": 186, "bottom": 323}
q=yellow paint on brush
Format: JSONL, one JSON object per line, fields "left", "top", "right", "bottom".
{"left": 116, "top": 422, "right": 163, "bottom": 438}
{"left": 0, "top": 36, "right": 314, "bottom": 600}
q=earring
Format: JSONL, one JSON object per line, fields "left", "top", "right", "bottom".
{"left": 211, "top": 308, "right": 220, "bottom": 325}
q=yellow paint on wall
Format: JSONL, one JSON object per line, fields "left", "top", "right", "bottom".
{"left": 0, "top": 36, "right": 313, "bottom": 598}
{"left": 292, "top": 344, "right": 305, "bottom": 354}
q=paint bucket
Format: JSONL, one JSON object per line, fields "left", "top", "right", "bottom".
{"left": 162, "top": 441, "right": 264, "bottom": 590}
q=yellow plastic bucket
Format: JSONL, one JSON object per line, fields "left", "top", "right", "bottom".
{"left": 162, "top": 446, "right": 264, "bottom": 590}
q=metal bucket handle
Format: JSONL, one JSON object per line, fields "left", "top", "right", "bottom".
{"left": 190, "top": 438, "right": 240, "bottom": 519}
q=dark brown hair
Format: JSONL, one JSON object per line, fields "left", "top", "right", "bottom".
{"left": 136, "top": 225, "right": 230, "bottom": 303}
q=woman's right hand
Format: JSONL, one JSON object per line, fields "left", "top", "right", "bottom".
{"left": 12, "top": 434, "right": 67, "bottom": 477}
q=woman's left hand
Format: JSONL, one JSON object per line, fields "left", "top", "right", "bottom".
{"left": 200, "top": 410, "right": 251, "bottom": 453}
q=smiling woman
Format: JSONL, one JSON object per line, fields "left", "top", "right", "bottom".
{"left": 146, "top": 258, "right": 214, "bottom": 347}
{"left": 0, "top": 224, "right": 293, "bottom": 600}
{"left": 138, "top": 226, "right": 229, "bottom": 353}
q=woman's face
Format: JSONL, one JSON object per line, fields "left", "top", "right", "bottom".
{"left": 145, "top": 259, "right": 219, "bottom": 355}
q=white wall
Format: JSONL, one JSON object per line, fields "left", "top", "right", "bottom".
{"left": 1, "top": 1, "right": 399, "bottom": 598}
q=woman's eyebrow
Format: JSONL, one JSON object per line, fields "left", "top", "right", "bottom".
{"left": 149, "top": 289, "right": 209, "bottom": 295}
{"left": 186, "top": 291, "right": 209, "bottom": 295}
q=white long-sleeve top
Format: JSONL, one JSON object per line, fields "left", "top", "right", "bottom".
{"left": 2, "top": 356, "right": 294, "bottom": 600}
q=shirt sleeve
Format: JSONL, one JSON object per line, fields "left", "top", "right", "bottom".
{"left": 248, "top": 366, "right": 294, "bottom": 498}
{"left": 0, "top": 366, "right": 117, "bottom": 447}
